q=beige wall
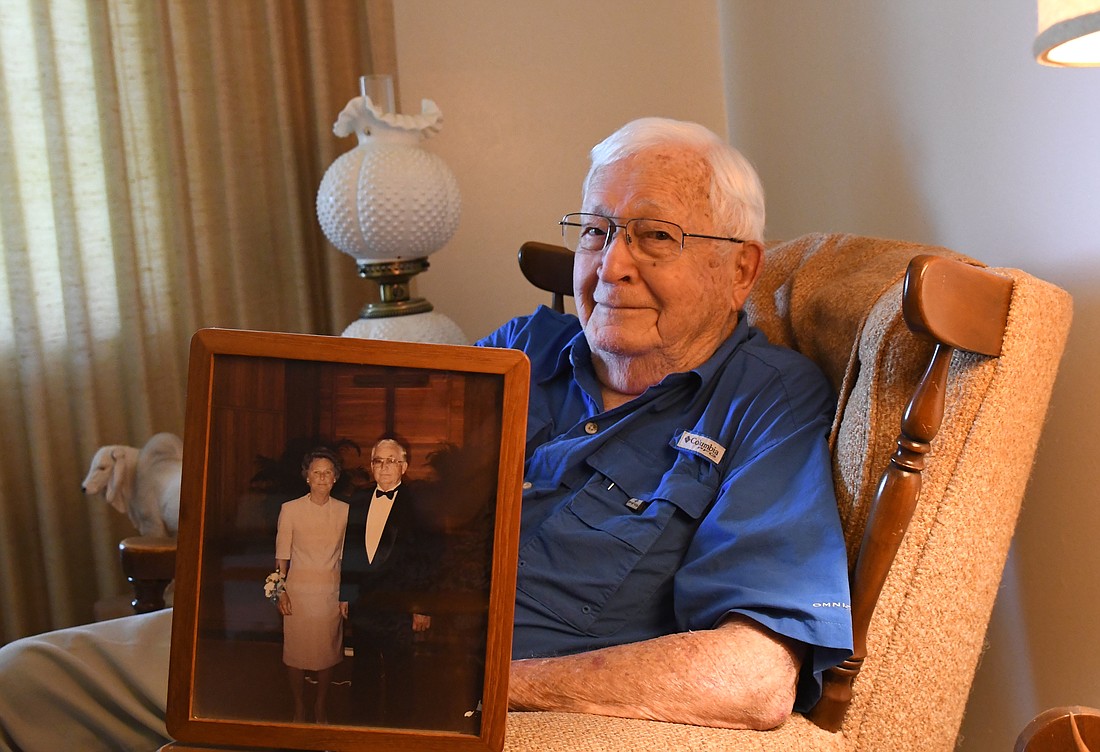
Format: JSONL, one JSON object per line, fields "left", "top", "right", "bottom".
{"left": 720, "top": 2, "right": 1100, "bottom": 750}
{"left": 391, "top": 0, "right": 728, "bottom": 341}
{"left": 395, "top": 1, "right": 1099, "bottom": 749}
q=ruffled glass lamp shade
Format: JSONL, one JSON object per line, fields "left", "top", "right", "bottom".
{"left": 317, "top": 75, "right": 466, "bottom": 343}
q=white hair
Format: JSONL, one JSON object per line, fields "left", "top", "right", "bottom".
{"left": 583, "top": 117, "right": 765, "bottom": 242}
{"left": 372, "top": 438, "right": 407, "bottom": 461}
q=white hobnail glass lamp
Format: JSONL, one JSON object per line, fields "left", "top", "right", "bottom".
{"left": 317, "top": 74, "right": 467, "bottom": 344}
{"left": 1035, "top": 0, "right": 1100, "bottom": 65}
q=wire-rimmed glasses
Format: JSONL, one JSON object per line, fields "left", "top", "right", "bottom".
{"left": 559, "top": 212, "right": 744, "bottom": 263}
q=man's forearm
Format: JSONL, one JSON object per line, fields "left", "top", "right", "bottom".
{"left": 508, "top": 616, "right": 802, "bottom": 730}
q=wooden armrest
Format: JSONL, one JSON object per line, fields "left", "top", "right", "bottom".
{"left": 903, "top": 254, "right": 1012, "bottom": 356}
{"left": 119, "top": 536, "right": 177, "bottom": 613}
{"left": 808, "top": 255, "right": 1014, "bottom": 731}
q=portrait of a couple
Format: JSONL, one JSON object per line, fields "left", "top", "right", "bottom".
{"left": 273, "top": 438, "right": 445, "bottom": 730}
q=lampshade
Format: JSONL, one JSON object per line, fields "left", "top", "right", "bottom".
{"left": 1035, "top": 0, "right": 1100, "bottom": 66}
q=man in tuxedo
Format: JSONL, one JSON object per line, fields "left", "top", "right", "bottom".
{"left": 339, "top": 438, "right": 437, "bottom": 728}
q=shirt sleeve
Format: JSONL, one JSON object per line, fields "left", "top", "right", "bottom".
{"left": 674, "top": 365, "right": 853, "bottom": 711}
{"left": 475, "top": 306, "right": 579, "bottom": 353}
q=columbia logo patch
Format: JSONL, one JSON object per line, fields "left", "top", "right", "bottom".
{"left": 675, "top": 431, "right": 726, "bottom": 465}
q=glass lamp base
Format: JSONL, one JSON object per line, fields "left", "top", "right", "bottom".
{"left": 341, "top": 310, "right": 467, "bottom": 345}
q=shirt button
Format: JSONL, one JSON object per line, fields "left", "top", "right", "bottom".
{"left": 584, "top": 421, "right": 598, "bottom": 435}
{"left": 522, "top": 481, "right": 532, "bottom": 490}
{"left": 581, "top": 605, "right": 591, "bottom": 614}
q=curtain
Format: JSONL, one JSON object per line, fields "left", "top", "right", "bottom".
{"left": 0, "top": 0, "right": 396, "bottom": 643}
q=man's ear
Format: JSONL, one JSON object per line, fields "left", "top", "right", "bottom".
{"left": 730, "top": 240, "right": 764, "bottom": 312}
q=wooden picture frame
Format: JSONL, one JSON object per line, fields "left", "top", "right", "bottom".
{"left": 166, "top": 329, "right": 529, "bottom": 752}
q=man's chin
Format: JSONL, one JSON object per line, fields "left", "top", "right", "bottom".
{"left": 584, "top": 328, "right": 653, "bottom": 358}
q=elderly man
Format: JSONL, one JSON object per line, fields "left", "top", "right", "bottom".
{"left": 0, "top": 117, "right": 850, "bottom": 750}
{"left": 486, "top": 117, "right": 850, "bottom": 728}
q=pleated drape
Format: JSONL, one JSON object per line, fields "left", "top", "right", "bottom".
{"left": 0, "top": 0, "right": 395, "bottom": 642}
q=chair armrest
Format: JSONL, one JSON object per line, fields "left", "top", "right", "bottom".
{"left": 808, "top": 255, "right": 1014, "bottom": 731}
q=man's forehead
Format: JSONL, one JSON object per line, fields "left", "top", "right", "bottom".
{"left": 584, "top": 149, "right": 712, "bottom": 216}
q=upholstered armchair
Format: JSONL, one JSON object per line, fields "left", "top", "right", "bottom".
{"left": 145, "top": 232, "right": 1069, "bottom": 751}
{"left": 508, "top": 233, "right": 1071, "bottom": 751}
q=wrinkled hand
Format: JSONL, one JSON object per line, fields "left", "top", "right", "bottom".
{"left": 277, "top": 590, "right": 292, "bottom": 616}
{"left": 412, "top": 613, "right": 431, "bottom": 632}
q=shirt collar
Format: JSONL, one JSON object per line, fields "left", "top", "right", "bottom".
{"left": 537, "top": 328, "right": 585, "bottom": 385}
{"left": 687, "top": 313, "right": 751, "bottom": 384}
{"left": 549, "top": 313, "right": 751, "bottom": 398}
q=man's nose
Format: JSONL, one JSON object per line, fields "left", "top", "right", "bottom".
{"left": 598, "top": 225, "right": 636, "bottom": 279}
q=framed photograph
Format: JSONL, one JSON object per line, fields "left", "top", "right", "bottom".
{"left": 167, "top": 328, "right": 529, "bottom": 752}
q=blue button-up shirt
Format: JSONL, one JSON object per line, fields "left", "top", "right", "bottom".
{"left": 478, "top": 306, "right": 852, "bottom": 710}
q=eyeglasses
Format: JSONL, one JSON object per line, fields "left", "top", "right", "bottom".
{"left": 559, "top": 212, "right": 744, "bottom": 263}
{"left": 370, "top": 457, "right": 405, "bottom": 468}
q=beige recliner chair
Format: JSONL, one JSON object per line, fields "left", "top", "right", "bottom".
{"left": 509, "top": 233, "right": 1072, "bottom": 751}
{"left": 147, "top": 233, "right": 1069, "bottom": 751}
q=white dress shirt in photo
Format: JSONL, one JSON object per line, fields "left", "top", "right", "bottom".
{"left": 365, "top": 486, "right": 397, "bottom": 563}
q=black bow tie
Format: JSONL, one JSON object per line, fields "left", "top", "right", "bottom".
{"left": 376, "top": 488, "right": 396, "bottom": 500}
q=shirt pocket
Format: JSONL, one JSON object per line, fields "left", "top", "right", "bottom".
{"left": 516, "top": 439, "right": 716, "bottom": 636}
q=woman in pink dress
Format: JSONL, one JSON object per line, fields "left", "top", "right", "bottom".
{"left": 275, "top": 448, "right": 349, "bottom": 723}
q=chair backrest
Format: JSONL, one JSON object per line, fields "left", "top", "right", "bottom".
{"left": 517, "top": 234, "right": 1072, "bottom": 749}
{"left": 517, "top": 241, "right": 573, "bottom": 314}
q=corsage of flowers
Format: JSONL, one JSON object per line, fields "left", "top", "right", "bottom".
{"left": 264, "top": 570, "right": 286, "bottom": 605}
